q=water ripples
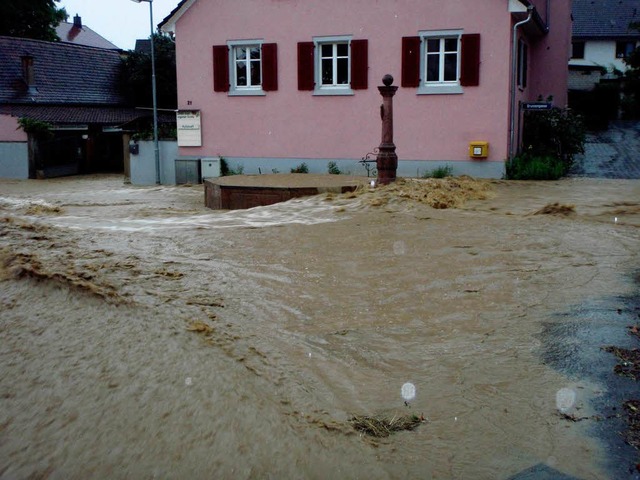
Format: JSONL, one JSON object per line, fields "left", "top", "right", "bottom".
{"left": 3, "top": 195, "right": 346, "bottom": 232}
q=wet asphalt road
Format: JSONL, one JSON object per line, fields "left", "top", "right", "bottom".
{"left": 570, "top": 120, "right": 640, "bottom": 179}
{"left": 549, "top": 120, "right": 640, "bottom": 479}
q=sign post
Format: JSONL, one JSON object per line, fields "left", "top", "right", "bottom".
{"left": 522, "top": 102, "right": 553, "bottom": 111}
{"left": 176, "top": 110, "right": 202, "bottom": 147}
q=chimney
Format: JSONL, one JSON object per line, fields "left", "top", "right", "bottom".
{"left": 21, "top": 54, "right": 38, "bottom": 95}
{"left": 73, "top": 14, "right": 82, "bottom": 29}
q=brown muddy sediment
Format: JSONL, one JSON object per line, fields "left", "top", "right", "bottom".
{"left": 0, "top": 175, "right": 639, "bottom": 479}
{"left": 0, "top": 248, "right": 122, "bottom": 302}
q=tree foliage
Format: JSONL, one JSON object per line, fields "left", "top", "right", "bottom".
{"left": 522, "top": 106, "right": 585, "bottom": 168}
{"left": 17, "top": 117, "right": 53, "bottom": 137}
{"left": 120, "top": 33, "right": 177, "bottom": 110}
{"left": 0, "top": 0, "right": 67, "bottom": 42}
{"left": 621, "top": 22, "right": 640, "bottom": 118}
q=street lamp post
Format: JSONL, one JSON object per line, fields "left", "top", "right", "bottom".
{"left": 131, "top": 0, "right": 161, "bottom": 184}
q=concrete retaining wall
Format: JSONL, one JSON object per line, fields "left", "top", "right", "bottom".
{"left": 130, "top": 140, "right": 178, "bottom": 185}
{"left": 0, "top": 142, "right": 29, "bottom": 179}
{"left": 220, "top": 157, "right": 506, "bottom": 179}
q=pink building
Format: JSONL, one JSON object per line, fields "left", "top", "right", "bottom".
{"left": 161, "top": 0, "right": 572, "bottom": 178}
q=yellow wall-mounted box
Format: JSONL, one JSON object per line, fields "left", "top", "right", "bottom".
{"left": 469, "top": 141, "right": 489, "bottom": 159}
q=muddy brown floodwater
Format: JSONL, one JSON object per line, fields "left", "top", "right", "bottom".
{"left": 1, "top": 174, "right": 639, "bottom": 479}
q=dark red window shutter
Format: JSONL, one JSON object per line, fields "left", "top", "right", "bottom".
{"left": 401, "top": 36, "right": 421, "bottom": 88}
{"left": 351, "top": 39, "right": 368, "bottom": 90}
{"left": 297, "top": 42, "right": 315, "bottom": 91}
{"left": 460, "top": 33, "right": 480, "bottom": 87}
{"left": 213, "top": 45, "right": 229, "bottom": 92}
{"left": 262, "top": 43, "right": 278, "bottom": 91}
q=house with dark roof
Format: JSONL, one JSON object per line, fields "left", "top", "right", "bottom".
{"left": 569, "top": 0, "right": 640, "bottom": 90}
{"left": 0, "top": 35, "right": 161, "bottom": 179}
{"left": 56, "top": 14, "right": 120, "bottom": 50}
{"left": 134, "top": 39, "right": 152, "bottom": 55}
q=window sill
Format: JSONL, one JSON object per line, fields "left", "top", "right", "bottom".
{"left": 228, "top": 89, "right": 266, "bottom": 97}
{"left": 417, "top": 84, "right": 463, "bottom": 95}
{"left": 313, "top": 88, "right": 355, "bottom": 96}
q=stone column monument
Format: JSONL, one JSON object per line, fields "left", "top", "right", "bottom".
{"left": 376, "top": 74, "right": 399, "bottom": 185}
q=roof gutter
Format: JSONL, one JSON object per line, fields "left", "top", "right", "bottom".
{"left": 509, "top": 5, "right": 534, "bottom": 161}
{"left": 514, "top": 0, "right": 549, "bottom": 34}
{"left": 159, "top": 0, "right": 195, "bottom": 33}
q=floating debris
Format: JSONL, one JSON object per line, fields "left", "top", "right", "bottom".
{"left": 532, "top": 202, "right": 576, "bottom": 216}
{"left": 602, "top": 345, "right": 640, "bottom": 380}
{"left": 186, "top": 321, "right": 215, "bottom": 336}
{"left": 154, "top": 268, "right": 184, "bottom": 279}
{"left": 557, "top": 412, "right": 601, "bottom": 422}
{"left": 349, "top": 413, "right": 426, "bottom": 438}
{"left": 186, "top": 296, "right": 224, "bottom": 308}
{"left": 602, "top": 323, "right": 640, "bottom": 467}
{"left": 623, "top": 400, "right": 640, "bottom": 450}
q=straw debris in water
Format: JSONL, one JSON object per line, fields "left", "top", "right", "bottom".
{"left": 337, "top": 177, "right": 492, "bottom": 209}
{"left": 24, "top": 204, "right": 63, "bottom": 215}
{"left": 349, "top": 413, "right": 426, "bottom": 437}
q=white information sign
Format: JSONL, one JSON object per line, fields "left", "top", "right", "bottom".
{"left": 176, "top": 110, "right": 202, "bottom": 147}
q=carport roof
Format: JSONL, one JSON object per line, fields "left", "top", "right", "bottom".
{"left": 0, "top": 104, "right": 175, "bottom": 126}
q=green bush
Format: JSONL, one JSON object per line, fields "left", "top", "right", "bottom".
{"left": 291, "top": 162, "right": 309, "bottom": 173}
{"left": 505, "top": 152, "right": 564, "bottom": 180}
{"left": 521, "top": 105, "right": 585, "bottom": 174}
{"left": 17, "top": 117, "right": 53, "bottom": 136}
{"left": 131, "top": 123, "right": 177, "bottom": 141}
{"left": 220, "top": 157, "right": 244, "bottom": 176}
{"left": 327, "top": 161, "right": 341, "bottom": 175}
{"left": 422, "top": 165, "right": 453, "bottom": 179}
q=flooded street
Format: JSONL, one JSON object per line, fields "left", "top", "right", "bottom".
{"left": 1, "top": 175, "right": 639, "bottom": 479}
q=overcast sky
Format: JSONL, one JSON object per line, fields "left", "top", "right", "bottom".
{"left": 57, "top": 0, "right": 178, "bottom": 50}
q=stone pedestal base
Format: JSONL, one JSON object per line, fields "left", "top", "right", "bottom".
{"left": 376, "top": 146, "right": 398, "bottom": 185}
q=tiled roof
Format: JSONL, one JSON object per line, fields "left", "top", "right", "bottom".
{"left": 56, "top": 22, "right": 120, "bottom": 50}
{"left": 0, "top": 104, "right": 176, "bottom": 126}
{"left": 0, "top": 36, "right": 126, "bottom": 105}
{"left": 159, "top": 0, "right": 190, "bottom": 30}
{"left": 573, "top": 0, "right": 640, "bottom": 38}
{"left": 134, "top": 39, "right": 152, "bottom": 55}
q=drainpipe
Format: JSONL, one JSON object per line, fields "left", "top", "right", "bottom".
{"left": 509, "top": 6, "right": 534, "bottom": 162}
{"left": 546, "top": 0, "right": 550, "bottom": 30}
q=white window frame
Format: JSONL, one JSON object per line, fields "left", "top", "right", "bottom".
{"left": 418, "top": 29, "right": 463, "bottom": 95}
{"left": 228, "top": 39, "right": 265, "bottom": 96}
{"left": 313, "top": 35, "right": 354, "bottom": 96}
